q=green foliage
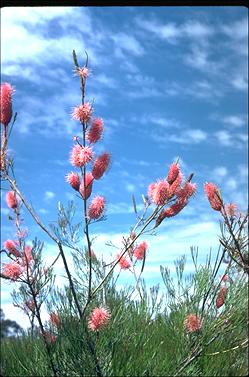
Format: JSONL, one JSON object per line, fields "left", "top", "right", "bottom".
{"left": 1, "top": 252, "right": 248, "bottom": 377}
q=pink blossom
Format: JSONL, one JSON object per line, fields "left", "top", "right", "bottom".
{"left": 168, "top": 172, "right": 183, "bottom": 198}
{"left": 2, "top": 261, "right": 23, "bottom": 280}
{"left": 155, "top": 200, "right": 188, "bottom": 227}
{"left": 88, "top": 307, "right": 111, "bottom": 332}
{"left": 216, "top": 286, "right": 228, "bottom": 309}
{"left": 49, "top": 312, "right": 61, "bottom": 327}
{"left": 166, "top": 163, "right": 180, "bottom": 184}
{"left": 23, "top": 245, "right": 33, "bottom": 264}
{"left": 6, "top": 191, "right": 19, "bottom": 209}
{"left": 224, "top": 203, "right": 238, "bottom": 218}
{"left": 133, "top": 241, "right": 148, "bottom": 260}
{"left": 3, "top": 240, "right": 20, "bottom": 257}
{"left": 204, "top": 182, "right": 222, "bottom": 211}
{"left": 148, "top": 180, "right": 170, "bottom": 205}
{"left": 72, "top": 103, "right": 92, "bottom": 123}
{"left": 116, "top": 253, "right": 131, "bottom": 269}
{"left": 1, "top": 83, "right": 14, "bottom": 127}
{"left": 70, "top": 145, "right": 94, "bottom": 167}
{"left": 87, "top": 118, "right": 104, "bottom": 144}
{"left": 75, "top": 66, "right": 89, "bottom": 79}
{"left": 79, "top": 172, "right": 94, "bottom": 199}
{"left": 65, "top": 172, "right": 81, "bottom": 191}
{"left": 221, "top": 274, "right": 229, "bottom": 282}
{"left": 176, "top": 182, "right": 197, "bottom": 202}
{"left": 88, "top": 196, "right": 106, "bottom": 220}
{"left": 43, "top": 331, "right": 57, "bottom": 343}
{"left": 92, "top": 152, "right": 111, "bottom": 180}
{"left": 184, "top": 314, "right": 202, "bottom": 333}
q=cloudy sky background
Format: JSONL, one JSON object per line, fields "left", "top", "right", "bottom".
{"left": 1, "top": 6, "right": 248, "bottom": 328}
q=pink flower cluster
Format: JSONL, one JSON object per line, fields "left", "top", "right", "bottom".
{"left": 6, "top": 191, "right": 19, "bottom": 209}
{"left": 1, "top": 83, "right": 14, "bottom": 127}
{"left": 72, "top": 103, "right": 92, "bottom": 123}
{"left": 184, "top": 313, "right": 202, "bottom": 333}
{"left": 116, "top": 253, "right": 131, "bottom": 269}
{"left": 49, "top": 312, "right": 61, "bottom": 328}
{"left": 204, "top": 182, "right": 222, "bottom": 211}
{"left": 148, "top": 163, "right": 196, "bottom": 227}
{"left": 2, "top": 261, "right": 24, "bottom": 281}
{"left": 216, "top": 286, "right": 228, "bottom": 309}
{"left": 133, "top": 241, "right": 148, "bottom": 260}
{"left": 88, "top": 307, "right": 111, "bottom": 331}
{"left": 88, "top": 196, "right": 105, "bottom": 220}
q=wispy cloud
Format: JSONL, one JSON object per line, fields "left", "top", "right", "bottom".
{"left": 111, "top": 33, "right": 144, "bottom": 57}
{"left": 44, "top": 191, "right": 55, "bottom": 201}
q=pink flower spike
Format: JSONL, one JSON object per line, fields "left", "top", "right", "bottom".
{"left": 133, "top": 241, "right": 148, "bottom": 260}
{"left": 88, "top": 307, "right": 111, "bottom": 332}
{"left": 3, "top": 240, "right": 20, "bottom": 257}
{"left": 176, "top": 182, "right": 197, "bottom": 202}
{"left": 184, "top": 314, "right": 202, "bottom": 333}
{"left": 88, "top": 196, "right": 106, "bottom": 220}
{"left": 79, "top": 172, "right": 94, "bottom": 200}
{"left": 2, "top": 261, "right": 23, "bottom": 280}
{"left": 168, "top": 172, "right": 183, "bottom": 198}
{"left": 224, "top": 203, "right": 238, "bottom": 218}
{"left": 92, "top": 152, "right": 111, "bottom": 180}
{"left": 116, "top": 253, "right": 131, "bottom": 270}
{"left": 6, "top": 191, "right": 19, "bottom": 209}
{"left": 87, "top": 118, "right": 104, "bottom": 144}
{"left": 72, "top": 103, "right": 92, "bottom": 123}
{"left": 148, "top": 180, "right": 170, "bottom": 205}
{"left": 43, "top": 331, "right": 57, "bottom": 344}
{"left": 204, "top": 182, "right": 222, "bottom": 211}
{"left": 49, "top": 313, "right": 61, "bottom": 328}
{"left": 167, "top": 163, "right": 180, "bottom": 184}
{"left": 24, "top": 245, "right": 33, "bottom": 264}
{"left": 216, "top": 286, "right": 228, "bottom": 309}
{"left": 65, "top": 172, "right": 81, "bottom": 191}
{"left": 70, "top": 145, "right": 94, "bottom": 167}
{"left": 1, "top": 83, "right": 14, "bottom": 127}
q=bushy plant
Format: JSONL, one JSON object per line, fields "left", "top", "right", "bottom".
{"left": 1, "top": 51, "right": 248, "bottom": 377}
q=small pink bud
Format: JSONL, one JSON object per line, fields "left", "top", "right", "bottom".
{"left": 166, "top": 163, "right": 180, "bottom": 184}
{"left": 216, "top": 286, "right": 228, "bottom": 308}
{"left": 65, "top": 172, "right": 81, "bottom": 191}
{"left": 87, "top": 118, "right": 104, "bottom": 144}
{"left": 5, "top": 191, "right": 19, "bottom": 209}
{"left": 79, "top": 172, "right": 94, "bottom": 199}
{"left": 204, "top": 182, "right": 222, "bottom": 211}
{"left": 92, "top": 152, "right": 111, "bottom": 180}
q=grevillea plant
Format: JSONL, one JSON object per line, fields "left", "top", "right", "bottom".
{"left": 1, "top": 51, "right": 248, "bottom": 377}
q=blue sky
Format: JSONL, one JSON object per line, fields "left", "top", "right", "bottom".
{"left": 1, "top": 6, "right": 248, "bottom": 328}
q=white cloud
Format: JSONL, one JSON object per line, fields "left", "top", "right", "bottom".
{"left": 231, "top": 74, "right": 248, "bottom": 91}
{"left": 214, "top": 130, "right": 232, "bottom": 146}
{"left": 222, "top": 115, "right": 246, "bottom": 127}
{"left": 212, "top": 166, "right": 228, "bottom": 181}
{"left": 168, "top": 129, "right": 207, "bottom": 144}
{"left": 225, "top": 178, "right": 237, "bottom": 191}
{"left": 44, "top": 191, "right": 55, "bottom": 201}
{"left": 125, "top": 183, "right": 136, "bottom": 193}
{"left": 111, "top": 33, "right": 144, "bottom": 56}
